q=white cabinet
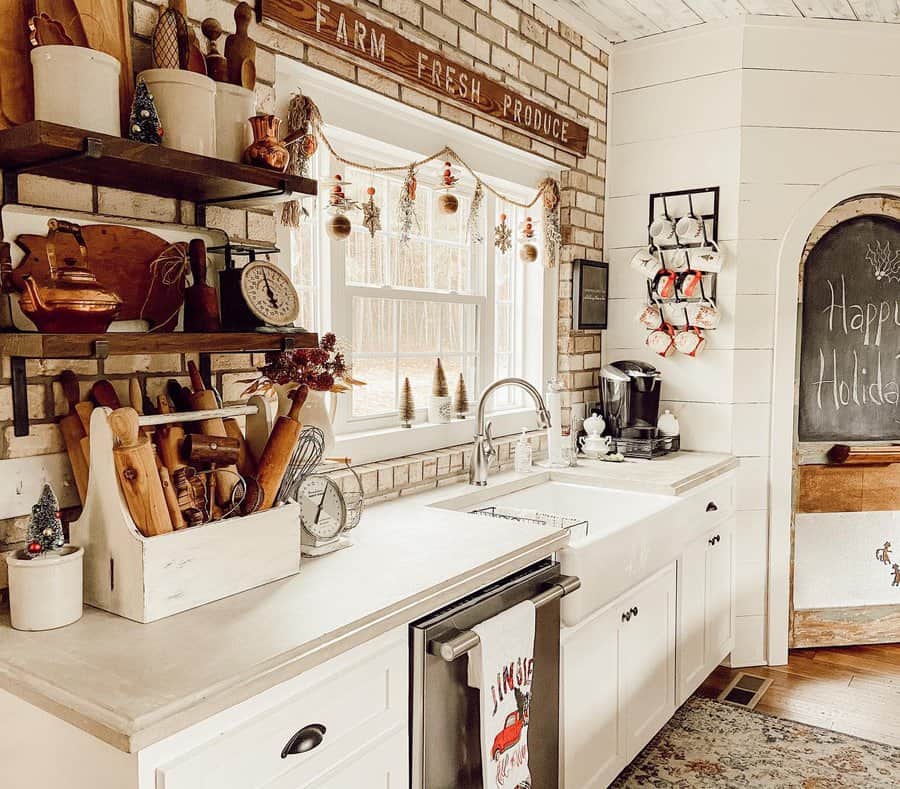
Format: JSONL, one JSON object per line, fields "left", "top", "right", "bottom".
{"left": 561, "top": 563, "right": 676, "bottom": 789}
{"left": 677, "top": 518, "right": 735, "bottom": 704}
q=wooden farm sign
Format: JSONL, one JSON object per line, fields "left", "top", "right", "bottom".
{"left": 258, "top": 0, "right": 590, "bottom": 157}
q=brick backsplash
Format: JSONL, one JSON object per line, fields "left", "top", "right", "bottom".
{"left": 0, "top": 0, "right": 607, "bottom": 545}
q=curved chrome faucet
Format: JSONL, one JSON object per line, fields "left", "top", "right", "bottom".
{"left": 469, "top": 377, "right": 552, "bottom": 486}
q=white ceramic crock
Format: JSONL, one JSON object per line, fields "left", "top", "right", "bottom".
{"left": 275, "top": 385, "right": 337, "bottom": 455}
{"left": 6, "top": 545, "right": 84, "bottom": 631}
{"left": 139, "top": 69, "right": 217, "bottom": 156}
{"left": 215, "top": 82, "right": 255, "bottom": 162}
{"left": 32, "top": 46, "right": 121, "bottom": 135}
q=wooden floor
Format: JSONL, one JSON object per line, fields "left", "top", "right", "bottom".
{"left": 699, "top": 644, "right": 900, "bottom": 747}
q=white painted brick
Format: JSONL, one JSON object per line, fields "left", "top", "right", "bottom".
{"left": 103, "top": 354, "right": 183, "bottom": 374}
{"left": 4, "top": 424, "right": 65, "bottom": 458}
{"left": 18, "top": 175, "right": 93, "bottom": 212}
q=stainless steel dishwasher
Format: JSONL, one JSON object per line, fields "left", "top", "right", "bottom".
{"left": 410, "top": 560, "right": 581, "bottom": 788}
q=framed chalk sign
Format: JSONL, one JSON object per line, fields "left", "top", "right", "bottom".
{"left": 799, "top": 214, "right": 900, "bottom": 441}
{"left": 573, "top": 259, "right": 608, "bottom": 331}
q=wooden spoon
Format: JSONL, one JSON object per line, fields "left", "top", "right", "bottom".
{"left": 90, "top": 379, "right": 121, "bottom": 410}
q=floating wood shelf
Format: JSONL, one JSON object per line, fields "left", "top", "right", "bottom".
{"left": 0, "top": 121, "right": 317, "bottom": 216}
{"left": 0, "top": 330, "right": 318, "bottom": 436}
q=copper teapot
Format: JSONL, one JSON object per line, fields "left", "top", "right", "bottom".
{"left": 19, "top": 219, "right": 122, "bottom": 333}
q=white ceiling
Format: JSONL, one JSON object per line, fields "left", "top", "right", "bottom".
{"left": 539, "top": 0, "right": 900, "bottom": 45}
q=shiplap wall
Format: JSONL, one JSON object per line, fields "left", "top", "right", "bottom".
{"left": 606, "top": 14, "right": 900, "bottom": 666}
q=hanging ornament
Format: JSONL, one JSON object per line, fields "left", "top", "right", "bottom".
{"left": 519, "top": 216, "right": 539, "bottom": 264}
{"left": 540, "top": 177, "right": 562, "bottom": 268}
{"left": 362, "top": 186, "right": 382, "bottom": 238}
{"left": 437, "top": 161, "right": 460, "bottom": 215}
{"left": 281, "top": 93, "right": 324, "bottom": 227}
{"left": 466, "top": 182, "right": 484, "bottom": 244}
{"left": 398, "top": 166, "right": 420, "bottom": 247}
{"left": 127, "top": 78, "right": 163, "bottom": 145}
{"left": 494, "top": 213, "right": 513, "bottom": 254}
{"left": 324, "top": 174, "right": 357, "bottom": 240}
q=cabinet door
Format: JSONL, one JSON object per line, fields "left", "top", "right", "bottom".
{"left": 302, "top": 729, "right": 407, "bottom": 789}
{"left": 705, "top": 522, "right": 735, "bottom": 667}
{"left": 620, "top": 564, "right": 676, "bottom": 760}
{"left": 676, "top": 534, "right": 708, "bottom": 705}
{"left": 561, "top": 605, "right": 625, "bottom": 789}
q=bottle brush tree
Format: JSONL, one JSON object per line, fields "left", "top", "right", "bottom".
{"left": 400, "top": 376, "right": 415, "bottom": 428}
{"left": 26, "top": 484, "right": 65, "bottom": 556}
{"left": 432, "top": 358, "right": 449, "bottom": 398}
{"left": 454, "top": 373, "right": 470, "bottom": 419}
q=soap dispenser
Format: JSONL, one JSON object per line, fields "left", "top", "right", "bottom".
{"left": 514, "top": 429, "right": 533, "bottom": 473}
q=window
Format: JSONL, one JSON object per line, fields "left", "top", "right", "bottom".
{"left": 284, "top": 128, "right": 551, "bottom": 452}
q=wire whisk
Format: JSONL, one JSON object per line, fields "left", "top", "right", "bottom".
{"left": 277, "top": 426, "right": 326, "bottom": 503}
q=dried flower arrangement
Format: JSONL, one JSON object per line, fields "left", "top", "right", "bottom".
{"left": 246, "top": 332, "right": 365, "bottom": 394}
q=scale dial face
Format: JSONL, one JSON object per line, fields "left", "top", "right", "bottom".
{"left": 240, "top": 260, "right": 300, "bottom": 326}
{"left": 299, "top": 475, "right": 347, "bottom": 540}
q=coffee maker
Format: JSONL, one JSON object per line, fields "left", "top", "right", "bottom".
{"left": 599, "top": 360, "right": 662, "bottom": 437}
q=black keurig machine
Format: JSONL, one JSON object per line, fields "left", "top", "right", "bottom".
{"left": 599, "top": 360, "right": 662, "bottom": 437}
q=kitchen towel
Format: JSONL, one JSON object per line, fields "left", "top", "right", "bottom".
{"left": 467, "top": 600, "right": 536, "bottom": 789}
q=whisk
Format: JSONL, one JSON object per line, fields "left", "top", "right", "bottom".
{"left": 277, "top": 426, "right": 326, "bottom": 503}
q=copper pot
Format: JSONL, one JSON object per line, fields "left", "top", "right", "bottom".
{"left": 18, "top": 219, "right": 122, "bottom": 333}
{"left": 243, "top": 114, "right": 290, "bottom": 172}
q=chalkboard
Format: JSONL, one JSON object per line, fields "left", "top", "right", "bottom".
{"left": 799, "top": 214, "right": 900, "bottom": 441}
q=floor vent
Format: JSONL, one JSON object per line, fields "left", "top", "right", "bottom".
{"left": 717, "top": 672, "right": 773, "bottom": 710}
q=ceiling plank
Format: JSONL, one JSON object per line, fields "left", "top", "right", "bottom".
{"left": 579, "top": 0, "right": 664, "bottom": 40}
{"left": 682, "top": 0, "right": 748, "bottom": 20}
{"left": 624, "top": 0, "right": 703, "bottom": 29}
{"left": 794, "top": 0, "right": 857, "bottom": 17}
{"left": 532, "top": 0, "right": 618, "bottom": 47}
{"left": 738, "top": 0, "right": 802, "bottom": 15}
{"left": 849, "top": 0, "right": 899, "bottom": 21}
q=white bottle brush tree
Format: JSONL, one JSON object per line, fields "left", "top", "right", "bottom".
{"left": 429, "top": 358, "right": 451, "bottom": 423}
{"left": 25, "top": 484, "right": 65, "bottom": 558}
{"left": 454, "top": 373, "right": 470, "bottom": 419}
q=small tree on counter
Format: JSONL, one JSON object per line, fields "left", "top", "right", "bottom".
{"left": 454, "top": 373, "right": 470, "bottom": 419}
{"left": 432, "top": 358, "right": 448, "bottom": 398}
{"left": 400, "top": 377, "right": 415, "bottom": 428}
{"left": 26, "top": 484, "right": 65, "bottom": 557}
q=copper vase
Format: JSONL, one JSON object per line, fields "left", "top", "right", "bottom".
{"left": 242, "top": 114, "right": 290, "bottom": 172}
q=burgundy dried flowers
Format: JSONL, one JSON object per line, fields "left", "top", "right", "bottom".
{"left": 247, "top": 333, "right": 363, "bottom": 393}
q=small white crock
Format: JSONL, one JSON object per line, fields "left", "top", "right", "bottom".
{"left": 428, "top": 395, "right": 452, "bottom": 424}
{"left": 139, "top": 69, "right": 217, "bottom": 156}
{"left": 32, "top": 46, "right": 121, "bottom": 135}
{"left": 6, "top": 545, "right": 84, "bottom": 631}
{"left": 215, "top": 83, "right": 255, "bottom": 162}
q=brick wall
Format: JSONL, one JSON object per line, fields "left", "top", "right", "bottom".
{"left": 0, "top": 0, "right": 607, "bottom": 543}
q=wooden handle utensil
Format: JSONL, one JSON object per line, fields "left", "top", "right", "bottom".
{"left": 90, "top": 379, "right": 121, "bottom": 410}
{"left": 224, "top": 417, "right": 258, "bottom": 478}
{"left": 58, "top": 370, "right": 89, "bottom": 503}
{"left": 201, "top": 17, "right": 228, "bottom": 82}
{"left": 109, "top": 407, "right": 173, "bottom": 537}
{"left": 154, "top": 394, "right": 187, "bottom": 473}
{"left": 245, "top": 385, "right": 309, "bottom": 514}
{"left": 186, "top": 361, "right": 238, "bottom": 505}
{"left": 184, "top": 434, "right": 241, "bottom": 466}
{"left": 183, "top": 239, "right": 221, "bottom": 332}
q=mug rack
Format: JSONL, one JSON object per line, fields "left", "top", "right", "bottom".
{"left": 648, "top": 186, "right": 720, "bottom": 250}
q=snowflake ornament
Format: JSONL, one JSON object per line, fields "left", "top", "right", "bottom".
{"left": 494, "top": 213, "right": 513, "bottom": 254}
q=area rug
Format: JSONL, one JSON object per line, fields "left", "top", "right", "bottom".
{"left": 611, "top": 696, "right": 900, "bottom": 787}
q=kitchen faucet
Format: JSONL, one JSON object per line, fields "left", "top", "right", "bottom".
{"left": 469, "top": 377, "right": 552, "bottom": 486}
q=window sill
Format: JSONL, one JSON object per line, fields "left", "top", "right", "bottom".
{"left": 334, "top": 408, "right": 545, "bottom": 465}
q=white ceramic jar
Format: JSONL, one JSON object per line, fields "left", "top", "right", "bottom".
{"left": 6, "top": 545, "right": 84, "bottom": 631}
{"left": 139, "top": 69, "right": 217, "bottom": 156}
{"left": 31, "top": 46, "right": 121, "bottom": 135}
{"left": 215, "top": 83, "right": 255, "bottom": 162}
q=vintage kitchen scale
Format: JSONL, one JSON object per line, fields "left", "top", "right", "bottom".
{"left": 276, "top": 426, "right": 363, "bottom": 556}
{"left": 211, "top": 241, "right": 305, "bottom": 332}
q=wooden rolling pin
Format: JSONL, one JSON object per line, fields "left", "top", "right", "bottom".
{"left": 109, "top": 408, "right": 173, "bottom": 537}
{"left": 245, "top": 385, "right": 308, "bottom": 514}
{"left": 154, "top": 394, "right": 187, "bottom": 473}
{"left": 75, "top": 400, "right": 94, "bottom": 469}
{"left": 186, "top": 361, "right": 238, "bottom": 505}
{"left": 58, "top": 370, "right": 89, "bottom": 503}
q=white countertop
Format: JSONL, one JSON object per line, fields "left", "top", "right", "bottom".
{"left": 0, "top": 449, "right": 731, "bottom": 754}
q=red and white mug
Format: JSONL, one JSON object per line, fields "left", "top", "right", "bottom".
{"left": 646, "top": 322, "right": 677, "bottom": 357}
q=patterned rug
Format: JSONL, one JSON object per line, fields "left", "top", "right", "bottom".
{"left": 611, "top": 696, "right": 900, "bottom": 787}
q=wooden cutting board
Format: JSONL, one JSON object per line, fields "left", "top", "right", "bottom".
{"left": 35, "top": 0, "right": 89, "bottom": 46}
{"left": 0, "top": 1, "right": 35, "bottom": 129}
{"left": 12, "top": 225, "right": 188, "bottom": 332}
{"left": 70, "top": 0, "right": 133, "bottom": 125}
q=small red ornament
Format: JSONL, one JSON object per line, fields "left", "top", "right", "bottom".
{"left": 27, "top": 541, "right": 42, "bottom": 555}
{"left": 367, "top": 186, "right": 376, "bottom": 196}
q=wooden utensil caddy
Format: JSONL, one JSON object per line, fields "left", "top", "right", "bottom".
{"left": 71, "top": 405, "right": 301, "bottom": 624}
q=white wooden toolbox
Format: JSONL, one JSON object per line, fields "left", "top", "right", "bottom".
{"left": 71, "top": 404, "right": 300, "bottom": 624}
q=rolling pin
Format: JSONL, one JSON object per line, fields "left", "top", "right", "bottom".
{"left": 58, "top": 370, "right": 89, "bottom": 503}
{"left": 75, "top": 400, "right": 94, "bottom": 469}
{"left": 154, "top": 394, "right": 187, "bottom": 473}
{"left": 156, "top": 454, "right": 186, "bottom": 531}
{"left": 245, "top": 385, "right": 309, "bottom": 514}
{"left": 183, "top": 239, "right": 221, "bottom": 332}
{"left": 109, "top": 408, "right": 173, "bottom": 537}
{"left": 186, "top": 361, "right": 237, "bottom": 505}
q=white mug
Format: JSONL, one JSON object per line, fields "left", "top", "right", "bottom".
{"left": 638, "top": 301, "right": 664, "bottom": 330}
{"left": 691, "top": 299, "right": 721, "bottom": 330}
{"left": 675, "top": 214, "right": 705, "bottom": 243}
{"left": 649, "top": 217, "right": 676, "bottom": 243}
{"left": 630, "top": 246, "right": 663, "bottom": 278}
{"left": 691, "top": 241, "right": 725, "bottom": 273}
{"left": 646, "top": 323, "right": 676, "bottom": 357}
{"left": 674, "top": 325, "right": 706, "bottom": 357}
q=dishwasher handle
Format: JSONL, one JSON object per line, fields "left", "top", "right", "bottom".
{"left": 427, "top": 574, "right": 581, "bottom": 662}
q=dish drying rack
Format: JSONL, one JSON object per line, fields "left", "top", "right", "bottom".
{"left": 471, "top": 505, "right": 589, "bottom": 537}
{"left": 613, "top": 434, "right": 680, "bottom": 460}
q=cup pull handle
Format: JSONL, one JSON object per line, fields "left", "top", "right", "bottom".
{"left": 706, "top": 501, "right": 718, "bottom": 512}
{"left": 281, "top": 724, "right": 326, "bottom": 758}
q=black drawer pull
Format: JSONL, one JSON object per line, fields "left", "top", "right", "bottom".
{"left": 706, "top": 501, "right": 718, "bottom": 512}
{"left": 281, "top": 724, "right": 326, "bottom": 758}
{"left": 622, "top": 610, "right": 632, "bottom": 623}
{"left": 632, "top": 606, "right": 638, "bottom": 617}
